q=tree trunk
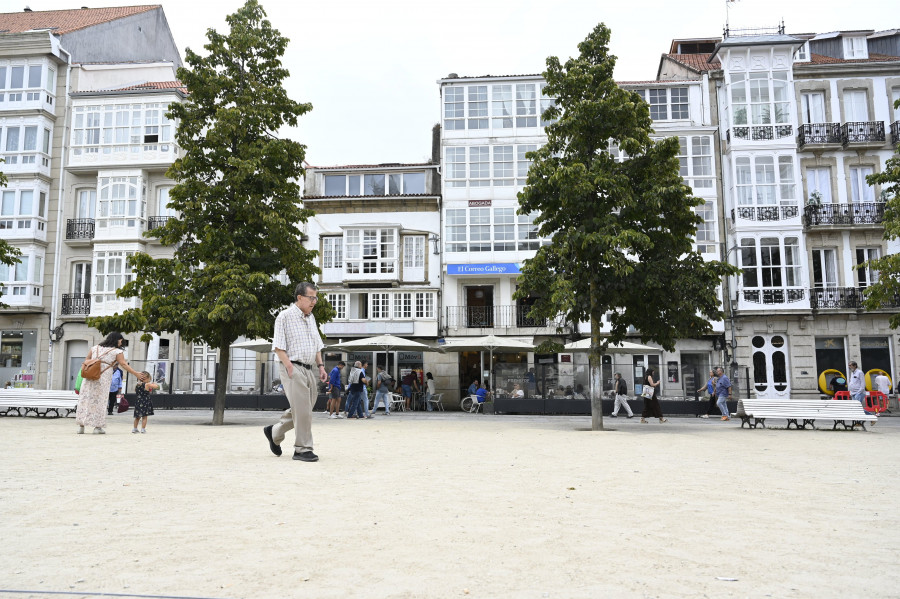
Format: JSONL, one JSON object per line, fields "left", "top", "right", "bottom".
{"left": 590, "top": 280, "right": 604, "bottom": 431}
{"left": 212, "top": 339, "right": 229, "bottom": 425}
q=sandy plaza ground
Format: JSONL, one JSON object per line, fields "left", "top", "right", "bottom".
{"left": 1, "top": 408, "right": 898, "bottom": 599}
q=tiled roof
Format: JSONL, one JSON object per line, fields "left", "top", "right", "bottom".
{"left": 663, "top": 53, "right": 721, "bottom": 72}
{"left": 307, "top": 163, "right": 435, "bottom": 170}
{"left": 0, "top": 5, "right": 158, "bottom": 35}
{"left": 114, "top": 80, "right": 186, "bottom": 92}
{"left": 806, "top": 52, "right": 900, "bottom": 65}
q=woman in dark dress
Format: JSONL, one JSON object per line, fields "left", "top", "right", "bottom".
{"left": 132, "top": 371, "right": 159, "bottom": 434}
{"left": 641, "top": 368, "right": 668, "bottom": 424}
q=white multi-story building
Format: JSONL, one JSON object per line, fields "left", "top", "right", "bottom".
{"left": 437, "top": 73, "right": 727, "bottom": 401}
{"left": 662, "top": 26, "right": 900, "bottom": 399}
{"left": 0, "top": 6, "right": 182, "bottom": 390}
{"left": 302, "top": 158, "right": 443, "bottom": 387}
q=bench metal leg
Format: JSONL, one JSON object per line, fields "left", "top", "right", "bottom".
{"left": 833, "top": 420, "right": 854, "bottom": 430}
{"left": 787, "top": 418, "right": 816, "bottom": 429}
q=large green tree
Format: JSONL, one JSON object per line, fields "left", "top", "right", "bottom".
{"left": 862, "top": 97, "right": 900, "bottom": 327}
{"left": 515, "top": 23, "right": 739, "bottom": 430}
{"left": 0, "top": 164, "right": 22, "bottom": 307}
{"left": 88, "top": 0, "right": 328, "bottom": 424}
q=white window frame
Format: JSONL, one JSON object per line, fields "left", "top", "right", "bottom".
{"left": 343, "top": 228, "right": 397, "bottom": 275}
{"left": 855, "top": 247, "right": 880, "bottom": 288}
{"left": 849, "top": 166, "right": 875, "bottom": 204}
{"left": 326, "top": 292, "right": 347, "bottom": 320}
{"left": 806, "top": 167, "right": 832, "bottom": 203}
{"left": 843, "top": 36, "right": 868, "bottom": 60}
{"left": 98, "top": 176, "right": 145, "bottom": 228}
{"left": 323, "top": 236, "right": 343, "bottom": 270}
{"left": 811, "top": 248, "right": 838, "bottom": 288}
{"left": 443, "top": 86, "right": 465, "bottom": 131}
{"left": 402, "top": 236, "right": 425, "bottom": 269}
{"left": 93, "top": 250, "right": 135, "bottom": 305}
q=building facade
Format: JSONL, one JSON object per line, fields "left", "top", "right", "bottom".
{"left": 663, "top": 27, "right": 900, "bottom": 399}
{"left": 303, "top": 158, "right": 444, "bottom": 391}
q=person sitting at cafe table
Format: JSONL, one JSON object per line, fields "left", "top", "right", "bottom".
{"left": 475, "top": 383, "right": 491, "bottom": 404}
{"left": 467, "top": 379, "right": 479, "bottom": 397}
{"left": 511, "top": 382, "right": 525, "bottom": 398}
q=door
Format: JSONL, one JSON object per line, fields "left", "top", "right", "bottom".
{"left": 811, "top": 249, "right": 838, "bottom": 288}
{"left": 800, "top": 92, "right": 826, "bottom": 124}
{"left": 76, "top": 190, "right": 96, "bottom": 219}
{"left": 73, "top": 262, "right": 91, "bottom": 293}
{"left": 191, "top": 344, "right": 217, "bottom": 392}
{"left": 465, "top": 285, "right": 493, "bottom": 327}
{"left": 806, "top": 167, "right": 832, "bottom": 204}
{"left": 844, "top": 90, "right": 868, "bottom": 122}
{"left": 752, "top": 334, "right": 789, "bottom": 398}
{"left": 66, "top": 339, "right": 88, "bottom": 391}
{"left": 849, "top": 166, "right": 875, "bottom": 204}
{"left": 855, "top": 248, "right": 880, "bottom": 288}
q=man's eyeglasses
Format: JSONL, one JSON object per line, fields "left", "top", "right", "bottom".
{"left": 302, "top": 294, "right": 319, "bottom": 303}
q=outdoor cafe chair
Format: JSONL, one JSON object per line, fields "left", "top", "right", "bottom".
{"left": 427, "top": 393, "right": 444, "bottom": 411}
{"left": 389, "top": 392, "right": 406, "bottom": 412}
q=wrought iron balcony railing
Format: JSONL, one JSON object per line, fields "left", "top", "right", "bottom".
{"left": 444, "top": 305, "right": 568, "bottom": 330}
{"left": 892, "top": 121, "right": 900, "bottom": 145}
{"left": 728, "top": 124, "right": 793, "bottom": 143}
{"left": 798, "top": 123, "right": 842, "bottom": 147}
{"left": 810, "top": 287, "right": 900, "bottom": 310}
{"left": 803, "top": 202, "right": 885, "bottom": 227}
{"left": 66, "top": 219, "right": 95, "bottom": 240}
{"left": 741, "top": 289, "right": 805, "bottom": 305}
{"left": 61, "top": 293, "right": 91, "bottom": 315}
{"left": 148, "top": 216, "right": 173, "bottom": 231}
{"left": 842, "top": 121, "right": 885, "bottom": 145}
{"left": 732, "top": 205, "right": 799, "bottom": 222}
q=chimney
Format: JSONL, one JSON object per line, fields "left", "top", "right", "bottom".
{"left": 24, "top": 6, "right": 33, "bottom": 11}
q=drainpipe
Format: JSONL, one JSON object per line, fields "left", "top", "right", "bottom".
{"left": 47, "top": 45, "right": 72, "bottom": 390}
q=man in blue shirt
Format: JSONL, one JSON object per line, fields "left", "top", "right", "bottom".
{"left": 326, "top": 361, "right": 344, "bottom": 419}
{"left": 107, "top": 366, "right": 123, "bottom": 415}
{"left": 715, "top": 367, "right": 732, "bottom": 421}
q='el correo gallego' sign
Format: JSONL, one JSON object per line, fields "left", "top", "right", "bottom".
{"left": 446, "top": 263, "right": 521, "bottom": 275}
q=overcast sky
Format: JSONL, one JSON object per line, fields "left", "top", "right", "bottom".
{"left": 24, "top": 0, "right": 900, "bottom": 165}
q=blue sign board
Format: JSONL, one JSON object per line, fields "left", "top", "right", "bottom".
{"left": 447, "top": 263, "right": 521, "bottom": 275}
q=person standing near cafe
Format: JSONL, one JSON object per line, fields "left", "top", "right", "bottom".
{"left": 263, "top": 283, "right": 327, "bottom": 462}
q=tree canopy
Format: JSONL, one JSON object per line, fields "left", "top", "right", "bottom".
{"left": 515, "top": 23, "right": 739, "bottom": 429}
{"left": 862, "top": 97, "right": 900, "bottom": 327}
{"left": 87, "top": 0, "right": 329, "bottom": 424}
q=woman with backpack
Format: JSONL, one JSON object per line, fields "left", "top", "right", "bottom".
{"left": 74, "top": 332, "right": 148, "bottom": 435}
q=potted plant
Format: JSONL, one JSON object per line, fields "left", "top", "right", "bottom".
{"left": 807, "top": 190, "right": 823, "bottom": 206}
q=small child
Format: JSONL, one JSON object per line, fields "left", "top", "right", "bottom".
{"left": 132, "top": 371, "right": 160, "bottom": 434}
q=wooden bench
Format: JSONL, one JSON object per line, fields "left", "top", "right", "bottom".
{"left": 0, "top": 389, "right": 79, "bottom": 418}
{"left": 734, "top": 398, "right": 878, "bottom": 431}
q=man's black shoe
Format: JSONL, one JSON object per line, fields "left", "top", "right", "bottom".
{"left": 263, "top": 425, "right": 282, "bottom": 456}
{"left": 293, "top": 451, "right": 319, "bottom": 462}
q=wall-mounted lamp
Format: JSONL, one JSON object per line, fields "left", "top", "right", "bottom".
{"left": 49, "top": 325, "right": 64, "bottom": 343}
{"left": 429, "top": 233, "right": 440, "bottom": 255}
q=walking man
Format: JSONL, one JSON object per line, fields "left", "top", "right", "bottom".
{"left": 346, "top": 361, "right": 368, "bottom": 419}
{"left": 848, "top": 361, "right": 869, "bottom": 413}
{"left": 610, "top": 372, "right": 634, "bottom": 418}
{"left": 326, "top": 361, "right": 345, "bottom": 419}
{"left": 372, "top": 365, "right": 392, "bottom": 414}
{"left": 263, "top": 282, "right": 327, "bottom": 462}
{"left": 715, "top": 367, "right": 732, "bottom": 421}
